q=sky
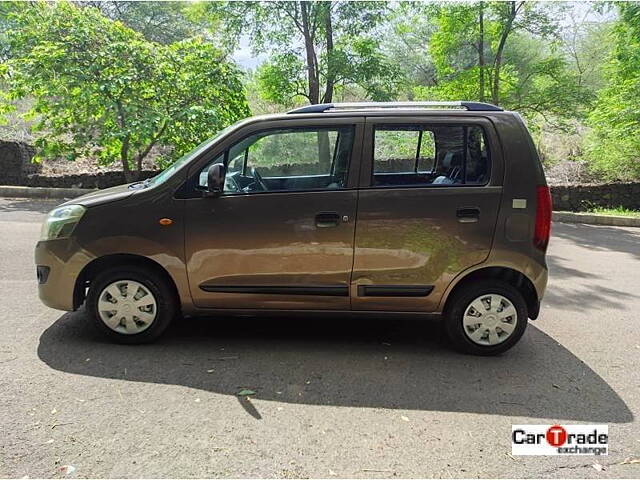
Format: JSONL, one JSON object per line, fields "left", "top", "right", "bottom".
{"left": 233, "top": 35, "right": 266, "bottom": 70}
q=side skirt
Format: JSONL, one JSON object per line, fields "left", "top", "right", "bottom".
{"left": 185, "top": 308, "right": 442, "bottom": 320}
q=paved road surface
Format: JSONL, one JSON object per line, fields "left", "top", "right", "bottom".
{"left": 1, "top": 197, "right": 639, "bottom": 478}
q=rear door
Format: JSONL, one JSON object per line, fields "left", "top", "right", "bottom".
{"left": 184, "top": 117, "right": 363, "bottom": 310}
{"left": 351, "top": 116, "right": 503, "bottom": 312}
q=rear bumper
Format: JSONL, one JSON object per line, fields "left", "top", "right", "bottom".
{"left": 533, "top": 262, "right": 548, "bottom": 301}
{"left": 529, "top": 297, "right": 542, "bottom": 320}
{"left": 35, "top": 238, "right": 93, "bottom": 311}
{"left": 526, "top": 261, "right": 547, "bottom": 320}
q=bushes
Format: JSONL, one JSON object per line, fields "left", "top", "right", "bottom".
{"left": 584, "top": 3, "right": 640, "bottom": 181}
{"left": 1, "top": 1, "right": 250, "bottom": 181}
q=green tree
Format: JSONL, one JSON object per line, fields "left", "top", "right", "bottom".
{"left": 487, "top": 1, "right": 558, "bottom": 105}
{"left": 2, "top": 2, "right": 249, "bottom": 181}
{"left": 0, "top": 2, "right": 22, "bottom": 62}
{"left": 401, "top": 1, "right": 589, "bottom": 124}
{"left": 381, "top": 3, "right": 437, "bottom": 94}
{"left": 204, "top": 1, "right": 401, "bottom": 106}
{"left": 561, "top": 6, "right": 614, "bottom": 93}
{"left": 585, "top": 3, "right": 640, "bottom": 180}
{"left": 79, "top": 1, "right": 206, "bottom": 45}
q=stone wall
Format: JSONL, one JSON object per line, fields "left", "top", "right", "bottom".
{"left": 22, "top": 170, "right": 159, "bottom": 189}
{"left": 0, "top": 140, "right": 39, "bottom": 184}
{"left": 551, "top": 183, "right": 640, "bottom": 211}
{"left": 0, "top": 140, "right": 158, "bottom": 188}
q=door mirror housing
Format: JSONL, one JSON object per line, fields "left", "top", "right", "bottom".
{"left": 205, "top": 163, "right": 226, "bottom": 197}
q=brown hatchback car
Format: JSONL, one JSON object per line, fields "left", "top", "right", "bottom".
{"left": 35, "top": 101, "right": 551, "bottom": 355}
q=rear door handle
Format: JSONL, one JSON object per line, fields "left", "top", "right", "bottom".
{"left": 315, "top": 211, "right": 340, "bottom": 228}
{"left": 457, "top": 207, "right": 480, "bottom": 223}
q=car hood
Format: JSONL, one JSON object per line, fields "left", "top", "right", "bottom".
{"left": 61, "top": 183, "right": 137, "bottom": 208}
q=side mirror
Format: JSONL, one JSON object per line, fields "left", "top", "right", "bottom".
{"left": 205, "top": 163, "right": 225, "bottom": 197}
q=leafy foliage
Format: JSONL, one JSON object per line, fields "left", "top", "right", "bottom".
{"left": 80, "top": 1, "right": 206, "bottom": 45}
{"left": 585, "top": 3, "right": 640, "bottom": 181}
{"left": 2, "top": 1, "right": 249, "bottom": 180}
{"left": 404, "top": 1, "right": 590, "bottom": 126}
{"left": 207, "top": 1, "right": 402, "bottom": 106}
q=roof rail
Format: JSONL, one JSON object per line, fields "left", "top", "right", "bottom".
{"left": 287, "top": 101, "right": 503, "bottom": 114}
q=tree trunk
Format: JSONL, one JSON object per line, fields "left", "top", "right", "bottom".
{"left": 136, "top": 154, "right": 143, "bottom": 174}
{"left": 131, "top": 120, "right": 167, "bottom": 179}
{"left": 323, "top": 2, "right": 335, "bottom": 104}
{"left": 316, "top": 3, "right": 333, "bottom": 169}
{"left": 300, "top": 1, "right": 320, "bottom": 104}
{"left": 491, "top": 1, "right": 519, "bottom": 106}
{"left": 478, "top": 1, "right": 485, "bottom": 102}
{"left": 120, "top": 135, "right": 134, "bottom": 183}
{"left": 115, "top": 100, "right": 136, "bottom": 182}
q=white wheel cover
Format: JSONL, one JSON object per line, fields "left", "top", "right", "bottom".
{"left": 97, "top": 280, "right": 157, "bottom": 335}
{"left": 462, "top": 293, "right": 518, "bottom": 346}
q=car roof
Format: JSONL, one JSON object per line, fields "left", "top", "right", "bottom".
{"left": 244, "top": 102, "right": 514, "bottom": 124}
{"left": 288, "top": 101, "right": 504, "bottom": 113}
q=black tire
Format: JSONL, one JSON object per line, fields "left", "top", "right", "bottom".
{"left": 86, "top": 265, "right": 177, "bottom": 344}
{"left": 443, "top": 280, "right": 528, "bottom": 356}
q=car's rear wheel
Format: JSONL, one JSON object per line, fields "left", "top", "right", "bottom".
{"left": 86, "top": 266, "right": 176, "bottom": 344}
{"left": 444, "top": 280, "right": 528, "bottom": 355}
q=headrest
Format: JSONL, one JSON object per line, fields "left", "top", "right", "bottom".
{"left": 442, "top": 152, "right": 454, "bottom": 168}
{"left": 442, "top": 151, "right": 461, "bottom": 169}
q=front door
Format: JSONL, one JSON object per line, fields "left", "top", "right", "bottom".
{"left": 185, "top": 120, "right": 362, "bottom": 310}
{"left": 351, "top": 116, "right": 503, "bottom": 312}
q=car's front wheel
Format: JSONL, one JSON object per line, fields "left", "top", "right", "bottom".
{"left": 86, "top": 266, "right": 176, "bottom": 344}
{"left": 444, "top": 280, "right": 528, "bottom": 355}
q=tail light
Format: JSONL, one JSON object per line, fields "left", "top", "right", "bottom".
{"left": 534, "top": 185, "right": 552, "bottom": 251}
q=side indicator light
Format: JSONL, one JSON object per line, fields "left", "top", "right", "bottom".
{"left": 159, "top": 218, "right": 173, "bottom": 226}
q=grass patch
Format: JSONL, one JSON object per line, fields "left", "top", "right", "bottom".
{"left": 588, "top": 206, "right": 640, "bottom": 218}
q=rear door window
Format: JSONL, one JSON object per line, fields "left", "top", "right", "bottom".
{"left": 372, "top": 125, "right": 490, "bottom": 187}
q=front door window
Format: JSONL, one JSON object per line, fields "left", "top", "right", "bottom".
{"left": 198, "top": 126, "right": 355, "bottom": 194}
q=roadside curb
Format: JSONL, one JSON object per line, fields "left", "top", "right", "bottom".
{"left": 553, "top": 211, "right": 640, "bottom": 228}
{"left": 0, "top": 185, "right": 94, "bottom": 199}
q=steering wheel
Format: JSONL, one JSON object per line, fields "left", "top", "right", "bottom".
{"left": 224, "top": 171, "right": 242, "bottom": 193}
{"left": 250, "top": 167, "right": 268, "bottom": 191}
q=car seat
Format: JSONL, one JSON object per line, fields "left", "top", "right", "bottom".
{"left": 432, "top": 152, "right": 462, "bottom": 185}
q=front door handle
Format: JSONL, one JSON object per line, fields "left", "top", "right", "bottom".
{"left": 457, "top": 207, "right": 480, "bottom": 223}
{"left": 316, "top": 212, "right": 340, "bottom": 228}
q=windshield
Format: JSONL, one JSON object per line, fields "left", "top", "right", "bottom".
{"left": 147, "top": 121, "right": 243, "bottom": 186}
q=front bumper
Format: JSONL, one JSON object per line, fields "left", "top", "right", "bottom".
{"left": 35, "top": 238, "right": 93, "bottom": 311}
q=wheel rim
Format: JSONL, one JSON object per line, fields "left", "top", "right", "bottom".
{"left": 462, "top": 293, "right": 518, "bottom": 346}
{"left": 97, "top": 280, "right": 157, "bottom": 335}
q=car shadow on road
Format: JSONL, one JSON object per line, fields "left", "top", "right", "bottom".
{"left": 552, "top": 222, "right": 640, "bottom": 260}
{"left": 37, "top": 311, "right": 633, "bottom": 423}
{"left": 545, "top": 253, "right": 639, "bottom": 312}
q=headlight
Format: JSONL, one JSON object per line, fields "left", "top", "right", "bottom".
{"left": 40, "top": 205, "right": 86, "bottom": 241}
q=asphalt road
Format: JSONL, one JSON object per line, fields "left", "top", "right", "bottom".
{"left": 1, "top": 197, "right": 639, "bottom": 478}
